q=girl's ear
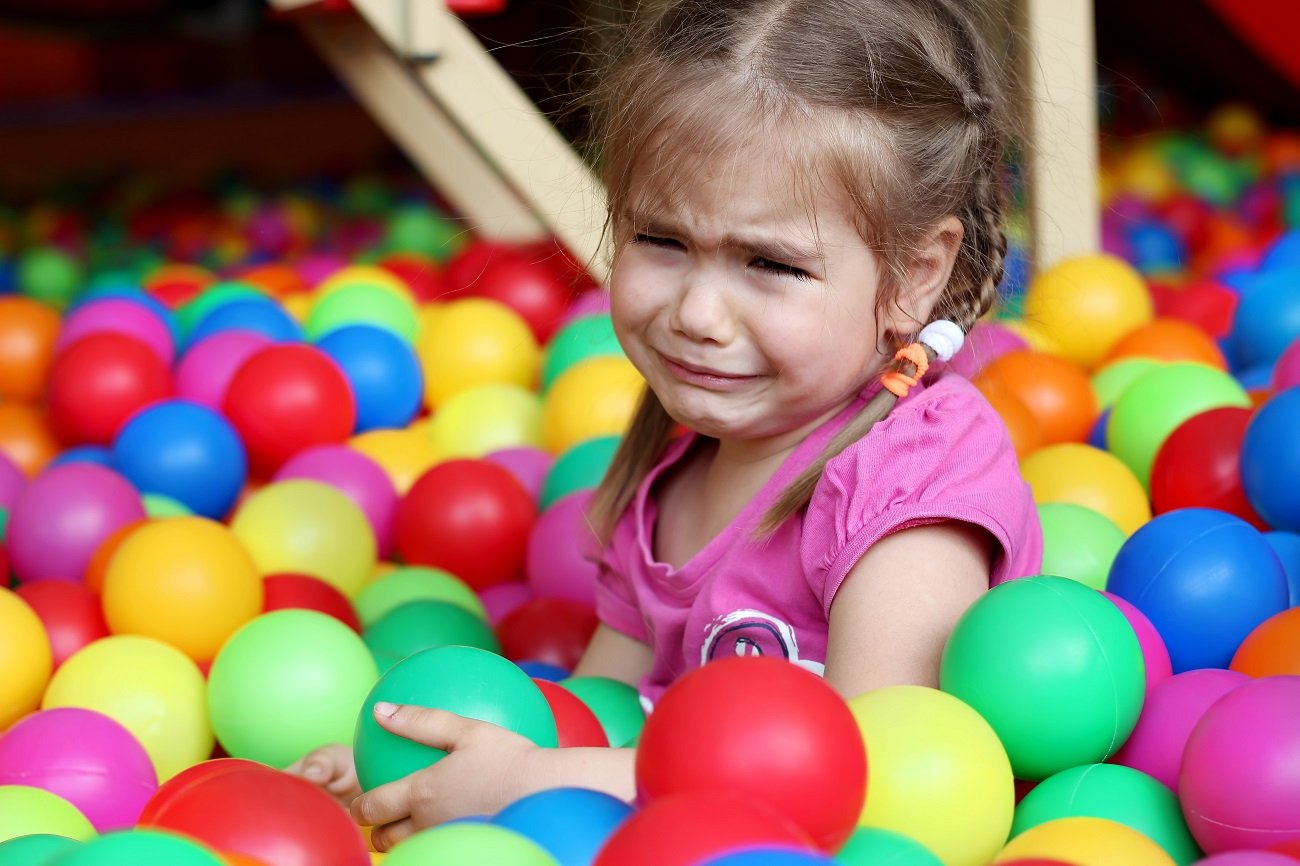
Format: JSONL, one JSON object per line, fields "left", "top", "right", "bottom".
{"left": 879, "top": 216, "right": 965, "bottom": 338}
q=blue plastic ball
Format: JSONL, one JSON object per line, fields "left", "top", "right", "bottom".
{"left": 1264, "top": 531, "right": 1300, "bottom": 607}
{"left": 1242, "top": 387, "right": 1300, "bottom": 532}
{"left": 1229, "top": 268, "right": 1300, "bottom": 370}
{"left": 1261, "top": 228, "right": 1300, "bottom": 271}
{"left": 111, "top": 399, "right": 247, "bottom": 519}
{"left": 696, "top": 848, "right": 834, "bottom": 866}
{"left": 50, "top": 445, "right": 114, "bottom": 468}
{"left": 1126, "top": 220, "right": 1185, "bottom": 273}
{"left": 188, "top": 297, "right": 303, "bottom": 346}
{"left": 517, "top": 660, "right": 571, "bottom": 682}
{"left": 316, "top": 324, "right": 423, "bottom": 432}
{"left": 1107, "top": 508, "right": 1288, "bottom": 672}
{"left": 1087, "top": 408, "right": 1111, "bottom": 450}
{"left": 494, "top": 787, "right": 633, "bottom": 866}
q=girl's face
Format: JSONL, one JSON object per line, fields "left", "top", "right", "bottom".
{"left": 610, "top": 140, "right": 894, "bottom": 447}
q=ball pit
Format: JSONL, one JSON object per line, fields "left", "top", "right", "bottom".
{"left": 45, "top": 332, "right": 172, "bottom": 447}
{"left": 1021, "top": 254, "right": 1153, "bottom": 368}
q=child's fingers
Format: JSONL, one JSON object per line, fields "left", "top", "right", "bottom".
{"left": 370, "top": 817, "right": 418, "bottom": 853}
{"left": 372, "top": 703, "right": 480, "bottom": 750}
{"left": 351, "top": 777, "right": 414, "bottom": 828}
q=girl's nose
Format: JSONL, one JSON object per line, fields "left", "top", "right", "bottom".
{"left": 669, "top": 275, "right": 736, "bottom": 346}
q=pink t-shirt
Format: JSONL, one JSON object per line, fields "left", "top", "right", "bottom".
{"left": 594, "top": 373, "right": 1043, "bottom": 708}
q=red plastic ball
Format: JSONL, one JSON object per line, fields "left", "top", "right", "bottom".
{"left": 14, "top": 580, "right": 109, "bottom": 668}
{"left": 471, "top": 251, "right": 576, "bottom": 343}
{"left": 592, "top": 790, "right": 814, "bottom": 866}
{"left": 1150, "top": 407, "right": 1265, "bottom": 528}
{"left": 533, "top": 678, "right": 608, "bottom": 748}
{"left": 222, "top": 344, "right": 356, "bottom": 477}
{"left": 1149, "top": 279, "right": 1238, "bottom": 340}
{"left": 635, "top": 656, "right": 866, "bottom": 851}
{"left": 139, "top": 762, "right": 369, "bottom": 866}
{"left": 263, "top": 573, "right": 361, "bottom": 633}
{"left": 497, "top": 597, "right": 599, "bottom": 671}
{"left": 46, "top": 333, "right": 172, "bottom": 446}
{"left": 444, "top": 240, "right": 511, "bottom": 297}
{"left": 378, "top": 253, "right": 445, "bottom": 303}
{"left": 394, "top": 459, "right": 535, "bottom": 590}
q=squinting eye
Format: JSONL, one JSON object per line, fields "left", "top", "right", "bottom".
{"left": 752, "top": 257, "right": 811, "bottom": 280}
{"left": 632, "top": 233, "right": 684, "bottom": 250}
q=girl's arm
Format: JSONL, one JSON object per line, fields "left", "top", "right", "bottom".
{"left": 822, "top": 521, "right": 992, "bottom": 698}
{"left": 572, "top": 623, "right": 655, "bottom": 684}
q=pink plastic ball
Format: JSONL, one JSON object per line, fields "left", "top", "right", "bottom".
{"left": 1195, "top": 854, "right": 1300, "bottom": 866}
{"left": 0, "top": 452, "right": 24, "bottom": 510}
{"left": 0, "top": 706, "right": 157, "bottom": 831}
{"left": 174, "top": 331, "right": 271, "bottom": 411}
{"left": 947, "top": 320, "right": 1029, "bottom": 379}
{"left": 295, "top": 251, "right": 350, "bottom": 288}
{"left": 1109, "top": 668, "right": 1247, "bottom": 790}
{"left": 57, "top": 298, "right": 175, "bottom": 366}
{"left": 526, "top": 489, "right": 599, "bottom": 607}
{"left": 479, "top": 580, "right": 534, "bottom": 627}
{"left": 1103, "top": 590, "right": 1173, "bottom": 691}
{"left": 1181, "top": 675, "right": 1300, "bottom": 854}
{"left": 274, "top": 445, "right": 398, "bottom": 557}
{"left": 485, "top": 447, "right": 554, "bottom": 502}
{"left": 6, "top": 462, "right": 145, "bottom": 583}
{"left": 559, "top": 289, "right": 611, "bottom": 326}
{"left": 1272, "top": 337, "right": 1300, "bottom": 392}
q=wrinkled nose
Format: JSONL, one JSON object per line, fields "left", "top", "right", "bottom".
{"left": 668, "top": 276, "right": 735, "bottom": 346}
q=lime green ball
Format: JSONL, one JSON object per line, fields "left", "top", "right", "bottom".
{"left": 1091, "top": 358, "right": 1162, "bottom": 410}
{"left": 1106, "top": 362, "right": 1250, "bottom": 490}
{"left": 306, "top": 282, "right": 419, "bottom": 344}
{"left": 835, "top": 827, "right": 943, "bottom": 866}
{"left": 354, "top": 645, "right": 557, "bottom": 791}
{"left": 0, "top": 833, "right": 81, "bottom": 865}
{"left": 1037, "top": 503, "right": 1126, "bottom": 591}
{"left": 1180, "top": 150, "right": 1239, "bottom": 207}
{"left": 141, "top": 494, "right": 191, "bottom": 519}
{"left": 176, "top": 281, "right": 263, "bottom": 340}
{"left": 0, "top": 786, "right": 94, "bottom": 843}
{"left": 384, "top": 206, "right": 466, "bottom": 262}
{"left": 939, "top": 576, "right": 1145, "bottom": 780}
{"left": 18, "top": 247, "right": 83, "bottom": 309}
{"left": 355, "top": 566, "right": 485, "bottom": 627}
{"left": 385, "top": 822, "right": 559, "bottom": 866}
{"left": 427, "top": 384, "right": 544, "bottom": 459}
{"left": 207, "top": 609, "right": 379, "bottom": 768}
{"left": 542, "top": 314, "right": 624, "bottom": 391}
{"left": 1013, "top": 763, "right": 1202, "bottom": 865}
{"left": 540, "top": 435, "right": 620, "bottom": 510}
{"left": 52, "top": 829, "right": 224, "bottom": 866}
{"left": 557, "top": 676, "right": 645, "bottom": 748}
{"left": 363, "top": 600, "right": 501, "bottom": 672}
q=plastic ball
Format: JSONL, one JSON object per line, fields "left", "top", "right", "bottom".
{"left": 0, "top": 453, "right": 23, "bottom": 509}
{"left": 1229, "top": 268, "right": 1300, "bottom": 371}
{"left": 531, "top": 679, "right": 608, "bottom": 747}
{"left": 52, "top": 828, "right": 225, "bottom": 865}
{"left": 347, "top": 427, "right": 440, "bottom": 495}
{"left": 383, "top": 206, "right": 464, "bottom": 262}
{"left": 1180, "top": 676, "right": 1300, "bottom": 854}
{"left": 1241, "top": 387, "right": 1300, "bottom": 532}
{"left": 364, "top": 599, "right": 500, "bottom": 672}
{"left": 354, "top": 565, "right": 485, "bottom": 628}
{"left": 428, "top": 384, "right": 543, "bottom": 459}
{"left": 1273, "top": 338, "right": 1300, "bottom": 391}
{"left": 231, "top": 479, "right": 377, "bottom": 598}
{"left": 496, "top": 598, "right": 599, "bottom": 671}
{"left": 467, "top": 250, "right": 575, "bottom": 344}
{"left": 263, "top": 573, "right": 361, "bottom": 633}
{"left": 56, "top": 297, "right": 175, "bottom": 366}
{"left": 1150, "top": 279, "right": 1238, "bottom": 339}
{"left": 481, "top": 581, "right": 535, "bottom": 626}
{"left": 383, "top": 822, "right": 557, "bottom": 866}
{"left": 848, "top": 685, "right": 1013, "bottom": 866}
{"left": 526, "top": 490, "right": 600, "bottom": 605}
{"left": 223, "top": 344, "right": 356, "bottom": 477}
{"left": 540, "top": 435, "right": 620, "bottom": 510}
{"left": 111, "top": 400, "right": 246, "bottom": 520}
{"left": 696, "top": 850, "right": 834, "bottom": 866}
{"left": 1037, "top": 503, "right": 1126, "bottom": 590}
{"left": 0, "top": 587, "right": 52, "bottom": 729}
{"left": 0, "top": 296, "right": 60, "bottom": 403}
{"left": 1022, "top": 254, "right": 1154, "bottom": 368}
{"left": 14, "top": 581, "right": 108, "bottom": 668}
{"left": 542, "top": 314, "right": 625, "bottom": 391}
{"left": 139, "top": 762, "right": 370, "bottom": 866}
{"left": 1264, "top": 531, "right": 1300, "bottom": 607}
{"left": 82, "top": 519, "right": 145, "bottom": 594}
{"left": 1107, "top": 509, "right": 1288, "bottom": 672}
{"left": 7, "top": 462, "right": 144, "bottom": 583}
{"left": 173, "top": 331, "right": 271, "bottom": 411}
{"left": 0, "top": 707, "right": 156, "bottom": 832}
{"left": 1102, "top": 318, "right": 1226, "bottom": 369}
{"left": 0, "top": 833, "right": 82, "bottom": 864}
{"left": 992, "top": 817, "right": 1175, "bottom": 866}
{"left": 176, "top": 282, "right": 266, "bottom": 340}
{"left": 353, "top": 645, "right": 556, "bottom": 791}
{"left": 394, "top": 460, "right": 535, "bottom": 590}
{"left": 1091, "top": 359, "right": 1163, "bottom": 411}
{"left": 556, "top": 676, "right": 645, "bottom": 748}
{"left": 377, "top": 253, "right": 444, "bottom": 302}
{"left": 417, "top": 298, "right": 540, "bottom": 409}
{"left": 946, "top": 320, "right": 1029, "bottom": 379}
{"left": 0, "top": 785, "right": 95, "bottom": 844}
{"left": 486, "top": 446, "right": 554, "bottom": 502}
{"left": 307, "top": 281, "right": 419, "bottom": 344}
{"left": 972, "top": 351, "right": 1096, "bottom": 445}
{"left": 17, "top": 246, "right": 83, "bottom": 309}
{"left": 42, "top": 635, "right": 213, "bottom": 781}
{"left": 542, "top": 356, "right": 644, "bottom": 454}
{"left": 317, "top": 325, "right": 423, "bottom": 432}
{"left": 1230, "top": 607, "right": 1300, "bottom": 677}
{"left": 1102, "top": 592, "right": 1172, "bottom": 692}
{"left": 493, "top": 787, "right": 631, "bottom": 866}
{"left": 1019, "top": 444, "right": 1150, "bottom": 536}
{"left": 1150, "top": 408, "right": 1262, "bottom": 526}
{"left": 1195, "top": 854, "right": 1300, "bottom": 866}
{"left": 50, "top": 446, "right": 113, "bottom": 469}
{"left": 940, "top": 576, "right": 1145, "bottom": 780}
{"left": 834, "top": 827, "right": 944, "bottom": 866}
{"left": 274, "top": 445, "right": 398, "bottom": 558}
{"left": 978, "top": 378, "right": 1045, "bottom": 460}
{"left": 46, "top": 333, "right": 172, "bottom": 446}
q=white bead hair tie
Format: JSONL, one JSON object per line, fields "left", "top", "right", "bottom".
{"left": 918, "top": 320, "right": 965, "bottom": 362}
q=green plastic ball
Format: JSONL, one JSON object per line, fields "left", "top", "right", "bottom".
{"left": 306, "top": 282, "right": 419, "bottom": 344}
{"left": 557, "top": 676, "right": 645, "bottom": 748}
{"left": 51, "top": 829, "right": 224, "bottom": 865}
{"left": 0, "top": 833, "right": 81, "bottom": 865}
{"left": 939, "top": 576, "right": 1145, "bottom": 780}
{"left": 384, "top": 822, "right": 559, "bottom": 866}
{"left": 540, "top": 435, "right": 620, "bottom": 510}
{"left": 1090, "top": 358, "right": 1161, "bottom": 410}
{"left": 18, "top": 247, "right": 83, "bottom": 309}
{"left": 835, "top": 827, "right": 943, "bottom": 866}
{"left": 355, "top": 566, "right": 486, "bottom": 628}
{"left": 0, "top": 786, "right": 94, "bottom": 844}
{"left": 1037, "top": 503, "right": 1126, "bottom": 591}
{"left": 354, "top": 645, "right": 557, "bottom": 791}
{"left": 363, "top": 599, "right": 501, "bottom": 672}
{"left": 176, "top": 281, "right": 264, "bottom": 340}
{"left": 541, "top": 314, "right": 624, "bottom": 392}
{"left": 1012, "top": 763, "right": 1202, "bottom": 865}
{"left": 207, "top": 609, "right": 379, "bottom": 768}
{"left": 141, "top": 494, "right": 191, "bottom": 519}
{"left": 1106, "top": 362, "right": 1250, "bottom": 490}
{"left": 384, "top": 206, "right": 465, "bottom": 262}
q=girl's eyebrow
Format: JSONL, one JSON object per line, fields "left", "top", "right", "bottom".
{"left": 623, "top": 209, "right": 823, "bottom": 264}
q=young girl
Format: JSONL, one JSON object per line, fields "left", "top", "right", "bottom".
{"left": 292, "top": 0, "right": 1042, "bottom": 848}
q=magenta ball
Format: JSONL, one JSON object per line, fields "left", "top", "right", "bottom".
{"left": 485, "top": 447, "right": 554, "bottom": 502}
{"left": 56, "top": 298, "right": 175, "bottom": 366}
{"left": 479, "top": 580, "right": 534, "bottom": 626}
{"left": 295, "top": 251, "right": 350, "bottom": 288}
{"left": 1110, "top": 668, "right": 1247, "bottom": 791}
{"left": 559, "top": 289, "right": 611, "bottom": 326}
{"left": 1181, "top": 675, "right": 1300, "bottom": 854}
{"left": 947, "top": 320, "right": 1029, "bottom": 378}
{"left": 1272, "top": 337, "right": 1300, "bottom": 392}
{"left": 6, "top": 462, "right": 144, "bottom": 583}
{"left": 1196, "top": 854, "right": 1300, "bottom": 866}
{"left": 273, "top": 444, "right": 398, "bottom": 556}
{"left": 1103, "top": 590, "right": 1173, "bottom": 691}
{"left": 174, "top": 330, "right": 272, "bottom": 410}
{"left": 0, "top": 452, "right": 24, "bottom": 510}
{"left": 525, "top": 489, "right": 599, "bottom": 607}
{"left": 0, "top": 706, "right": 157, "bottom": 831}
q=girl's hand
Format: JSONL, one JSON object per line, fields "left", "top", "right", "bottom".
{"left": 350, "top": 703, "right": 539, "bottom": 852}
{"left": 285, "top": 743, "right": 361, "bottom": 808}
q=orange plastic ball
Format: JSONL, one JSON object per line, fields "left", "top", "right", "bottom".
{"left": 979, "top": 383, "right": 1045, "bottom": 461}
{"left": 85, "top": 519, "right": 149, "bottom": 595}
{"left": 973, "top": 351, "right": 1097, "bottom": 445}
{"left": 0, "top": 297, "right": 61, "bottom": 403}
{"left": 237, "top": 263, "right": 308, "bottom": 299}
{"left": 1230, "top": 607, "right": 1300, "bottom": 678}
{"left": 1102, "top": 319, "right": 1226, "bottom": 369}
{"left": 0, "top": 402, "right": 59, "bottom": 478}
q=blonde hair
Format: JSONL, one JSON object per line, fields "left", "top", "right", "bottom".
{"left": 587, "top": 0, "right": 1011, "bottom": 540}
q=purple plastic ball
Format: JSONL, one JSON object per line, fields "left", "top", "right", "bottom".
{"left": 947, "top": 320, "right": 1028, "bottom": 379}
{"left": 479, "top": 581, "right": 534, "bottom": 627}
{"left": 1196, "top": 854, "right": 1300, "bottom": 866}
{"left": 174, "top": 330, "right": 271, "bottom": 410}
{"left": 55, "top": 298, "right": 175, "bottom": 366}
{"left": 485, "top": 447, "right": 554, "bottom": 503}
{"left": 1103, "top": 591, "right": 1173, "bottom": 691}
{"left": 274, "top": 444, "right": 398, "bottom": 557}
{"left": 526, "top": 490, "right": 599, "bottom": 607}
{"left": 0, "top": 451, "right": 24, "bottom": 510}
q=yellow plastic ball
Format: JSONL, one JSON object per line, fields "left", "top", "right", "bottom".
{"left": 1119, "top": 149, "right": 1178, "bottom": 203}
{"left": 428, "top": 383, "right": 543, "bottom": 459}
{"left": 43, "top": 635, "right": 213, "bottom": 781}
{"left": 0, "top": 785, "right": 96, "bottom": 843}
{"left": 349, "top": 428, "right": 441, "bottom": 495}
{"left": 1020, "top": 443, "right": 1151, "bottom": 536}
{"left": 417, "top": 299, "right": 540, "bottom": 409}
{"left": 315, "top": 265, "right": 413, "bottom": 302}
{"left": 542, "top": 355, "right": 645, "bottom": 454}
{"left": 282, "top": 292, "right": 314, "bottom": 323}
{"left": 1023, "top": 255, "right": 1154, "bottom": 369}
{"left": 992, "top": 816, "right": 1175, "bottom": 866}
{"left": 230, "top": 479, "right": 377, "bottom": 598}
{"left": 102, "top": 517, "right": 264, "bottom": 663}
{"left": 1207, "top": 103, "right": 1265, "bottom": 155}
{"left": 848, "top": 685, "right": 1014, "bottom": 866}
{"left": 0, "top": 587, "right": 52, "bottom": 730}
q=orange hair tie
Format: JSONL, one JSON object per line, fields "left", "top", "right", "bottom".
{"left": 880, "top": 343, "right": 931, "bottom": 397}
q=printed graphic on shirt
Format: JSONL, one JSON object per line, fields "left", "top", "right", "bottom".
{"left": 700, "top": 608, "right": 826, "bottom": 676}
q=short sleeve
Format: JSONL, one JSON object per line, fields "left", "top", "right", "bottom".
{"left": 800, "top": 375, "right": 1043, "bottom": 616}
{"left": 592, "top": 520, "right": 652, "bottom": 644}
